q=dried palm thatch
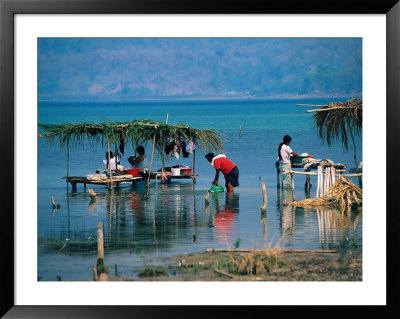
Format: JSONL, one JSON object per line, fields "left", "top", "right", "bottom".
{"left": 38, "top": 119, "right": 224, "bottom": 153}
{"left": 305, "top": 98, "right": 362, "bottom": 187}
{"left": 308, "top": 98, "right": 362, "bottom": 151}
{"left": 284, "top": 176, "right": 362, "bottom": 211}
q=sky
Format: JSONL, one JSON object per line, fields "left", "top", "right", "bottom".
{"left": 38, "top": 38, "right": 362, "bottom": 101}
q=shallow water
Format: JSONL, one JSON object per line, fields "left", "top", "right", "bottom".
{"left": 38, "top": 98, "right": 362, "bottom": 281}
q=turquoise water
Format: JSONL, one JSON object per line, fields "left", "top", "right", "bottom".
{"left": 38, "top": 98, "right": 362, "bottom": 281}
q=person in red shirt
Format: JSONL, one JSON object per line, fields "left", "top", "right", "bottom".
{"left": 205, "top": 153, "right": 239, "bottom": 192}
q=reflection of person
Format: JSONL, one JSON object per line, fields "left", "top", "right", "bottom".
{"left": 103, "top": 151, "right": 121, "bottom": 171}
{"left": 278, "top": 135, "right": 299, "bottom": 189}
{"left": 205, "top": 153, "right": 239, "bottom": 192}
{"left": 214, "top": 193, "right": 240, "bottom": 240}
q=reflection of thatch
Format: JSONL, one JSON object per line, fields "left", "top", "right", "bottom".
{"left": 307, "top": 98, "right": 362, "bottom": 150}
{"left": 38, "top": 119, "right": 224, "bottom": 152}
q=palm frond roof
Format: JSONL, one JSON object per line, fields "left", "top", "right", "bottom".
{"left": 38, "top": 119, "right": 224, "bottom": 152}
{"left": 303, "top": 98, "right": 362, "bottom": 150}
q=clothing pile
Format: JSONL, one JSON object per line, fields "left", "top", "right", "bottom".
{"left": 164, "top": 138, "right": 196, "bottom": 160}
{"left": 303, "top": 158, "right": 334, "bottom": 171}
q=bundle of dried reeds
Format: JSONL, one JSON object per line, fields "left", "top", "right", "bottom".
{"left": 284, "top": 176, "right": 362, "bottom": 211}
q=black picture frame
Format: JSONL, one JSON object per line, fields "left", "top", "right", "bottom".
{"left": 1, "top": 0, "right": 399, "bottom": 317}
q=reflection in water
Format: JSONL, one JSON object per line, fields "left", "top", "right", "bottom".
{"left": 212, "top": 192, "right": 240, "bottom": 242}
{"left": 316, "top": 208, "right": 362, "bottom": 249}
{"left": 280, "top": 189, "right": 296, "bottom": 242}
{"left": 38, "top": 182, "right": 362, "bottom": 280}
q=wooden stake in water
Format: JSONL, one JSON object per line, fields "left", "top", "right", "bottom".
{"left": 291, "top": 173, "right": 296, "bottom": 201}
{"left": 324, "top": 167, "right": 329, "bottom": 196}
{"left": 97, "top": 222, "right": 104, "bottom": 260}
{"left": 51, "top": 196, "right": 56, "bottom": 209}
{"left": 66, "top": 138, "right": 70, "bottom": 185}
{"left": 106, "top": 138, "right": 113, "bottom": 189}
{"left": 239, "top": 126, "right": 242, "bottom": 137}
{"left": 331, "top": 167, "right": 336, "bottom": 185}
{"left": 192, "top": 149, "right": 196, "bottom": 184}
{"left": 147, "top": 133, "right": 156, "bottom": 187}
{"left": 260, "top": 182, "right": 268, "bottom": 211}
{"left": 96, "top": 222, "right": 105, "bottom": 277}
{"left": 316, "top": 166, "right": 322, "bottom": 198}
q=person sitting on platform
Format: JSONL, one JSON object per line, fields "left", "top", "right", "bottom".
{"left": 128, "top": 146, "right": 149, "bottom": 181}
{"left": 103, "top": 151, "right": 122, "bottom": 174}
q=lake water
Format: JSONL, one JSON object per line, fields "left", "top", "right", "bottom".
{"left": 38, "top": 98, "right": 362, "bottom": 281}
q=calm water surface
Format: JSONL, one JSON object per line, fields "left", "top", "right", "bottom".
{"left": 38, "top": 99, "right": 362, "bottom": 281}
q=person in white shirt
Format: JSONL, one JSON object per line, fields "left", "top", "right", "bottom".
{"left": 103, "top": 151, "right": 121, "bottom": 172}
{"left": 278, "top": 135, "right": 299, "bottom": 189}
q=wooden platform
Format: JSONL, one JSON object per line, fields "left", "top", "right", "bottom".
{"left": 63, "top": 175, "right": 143, "bottom": 189}
{"left": 292, "top": 162, "right": 347, "bottom": 170}
{"left": 150, "top": 171, "right": 198, "bottom": 181}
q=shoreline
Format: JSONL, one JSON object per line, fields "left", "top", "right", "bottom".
{"left": 105, "top": 251, "right": 362, "bottom": 282}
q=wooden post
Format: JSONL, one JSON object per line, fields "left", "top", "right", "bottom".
{"left": 97, "top": 222, "right": 104, "bottom": 260}
{"left": 305, "top": 175, "right": 310, "bottom": 192}
{"left": 316, "top": 166, "right": 321, "bottom": 198}
{"left": 66, "top": 138, "right": 70, "bottom": 189}
{"left": 96, "top": 221, "right": 105, "bottom": 277}
{"left": 262, "top": 216, "right": 268, "bottom": 249}
{"left": 291, "top": 173, "right": 296, "bottom": 201}
{"left": 66, "top": 138, "right": 70, "bottom": 178}
{"left": 160, "top": 114, "right": 168, "bottom": 182}
{"left": 239, "top": 126, "right": 242, "bottom": 137}
{"left": 147, "top": 133, "right": 156, "bottom": 186}
{"left": 260, "top": 182, "right": 268, "bottom": 211}
{"left": 192, "top": 149, "right": 196, "bottom": 184}
{"left": 276, "top": 167, "right": 280, "bottom": 189}
{"left": 320, "top": 167, "right": 324, "bottom": 197}
{"left": 346, "top": 190, "right": 352, "bottom": 208}
{"left": 51, "top": 196, "right": 56, "bottom": 209}
{"left": 331, "top": 167, "right": 336, "bottom": 185}
{"left": 323, "top": 167, "right": 328, "bottom": 196}
{"left": 107, "top": 138, "right": 113, "bottom": 189}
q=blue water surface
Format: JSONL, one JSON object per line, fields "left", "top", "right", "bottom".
{"left": 38, "top": 98, "right": 362, "bottom": 281}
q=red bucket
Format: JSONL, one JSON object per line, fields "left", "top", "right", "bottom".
{"left": 124, "top": 168, "right": 140, "bottom": 177}
{"left": 181, "top": 168, "right": 192, "bottom": 176}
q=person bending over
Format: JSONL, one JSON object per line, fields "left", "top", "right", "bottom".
{"left": 205, "top": 153, "right": 239, "bottom": 193}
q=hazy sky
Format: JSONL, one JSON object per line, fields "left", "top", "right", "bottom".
{"left": 38, "top": 38, "right": 362, "bottom": 100}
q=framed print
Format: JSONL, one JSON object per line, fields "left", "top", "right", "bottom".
{"left": 1, "top": 0, "right": 399, "bottom": 317}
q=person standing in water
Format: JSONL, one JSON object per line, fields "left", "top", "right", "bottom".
{"left": 205, "top": 153, "right": 239, "bottom": 192}
{"left": 278, "top": 135, "right": 300, "bottom": 189}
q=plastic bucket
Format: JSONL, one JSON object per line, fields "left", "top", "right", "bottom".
{"left": 124, "top": 168, "right": 140, "bottom": 177}
{"left": 209, "top": 185, "right": 224, "bottom": 193}
{"left": 181, "top": 167, "right": 192, "bottom": 176}
{"left": 171, "top": 168, "right": 181, "bottom": 176}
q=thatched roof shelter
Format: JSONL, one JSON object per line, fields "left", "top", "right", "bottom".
{"left": 38, "top": 119, "right": 224, "bottom": 187}
{"left": 38, "top": 119, "right": 224, "bottom": 152}
{"left": 298, "top": 98, "right": 362, "bottom": 186}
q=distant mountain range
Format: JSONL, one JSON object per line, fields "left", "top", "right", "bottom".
{"left": 38, "top": 38, "right": 362, "bottom": 101}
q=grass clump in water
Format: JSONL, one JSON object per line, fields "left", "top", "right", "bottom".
{"left": 138, "top": 266, "right": 168, "bottom": 278}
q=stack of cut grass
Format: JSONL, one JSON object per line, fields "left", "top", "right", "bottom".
{"left": 284, "top": 176, "right": 362, "bottom": 211}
